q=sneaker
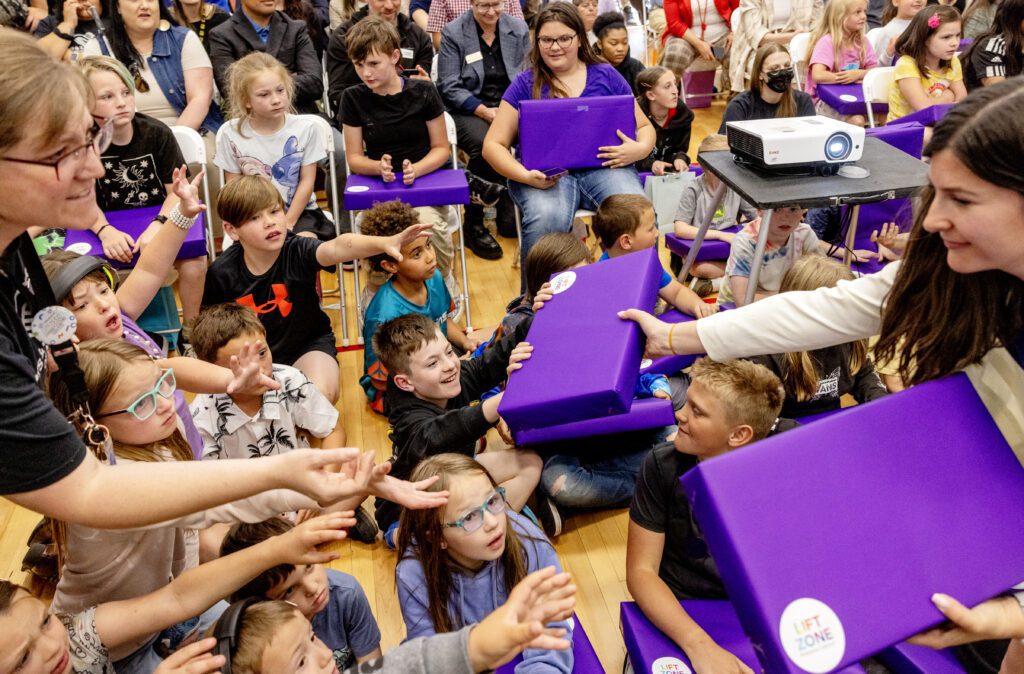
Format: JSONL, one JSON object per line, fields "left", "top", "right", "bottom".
{"left": 347, "top": 505, "right": 379, "bottom": 544}
{"left": 534, "top": 489, "right": 563, "bottom": 538}
{"left": 467, "top": 172, "right": 505, "bottom": 207}
{"left": 687, "top": 275, "right": 716, "bottom": 298}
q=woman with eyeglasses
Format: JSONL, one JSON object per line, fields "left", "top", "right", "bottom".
{"left": 482, "top": 1, "right": 654, "bottom": 288}
{"left": 0, "top": 30, "right": 407, "bottom": 532}
{"left": 81, "top": 0, "right": 222, "bottom": 135}
{"left": 718, "top": 42, "right": 815, "bottom": 131}
{"left": 438, "top": 0, "right": 530, "bottom": 248}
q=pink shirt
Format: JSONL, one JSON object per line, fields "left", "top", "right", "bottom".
{"left": 805, "top": 33, "right": 878, "bottom": 100}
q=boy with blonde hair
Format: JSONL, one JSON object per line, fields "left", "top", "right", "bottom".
{"left": 627, "top": 358, "right": 793, "bottom": 674}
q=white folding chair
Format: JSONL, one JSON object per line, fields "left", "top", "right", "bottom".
{"left": 788, "top": 32, "right": 812, "bottom": 90}
{"left": 303, "top": 114, "right": 351, "bottom": 346}
{"left": 431, "top": 53, "right": 439, "bottom": 83}
{"left": 866, "top": 26, "right": 886, "bottom": 59}
{"left": 343, "top": 112, "right": 474, "bottom": 341}
{"left": 862, "top": 66, "right": 895, "bottom": 128}
{"left": 321, "top": 53, "right": 333, "bottom": 118}
{"left": 170, "top": 125, "right": 215, "bottom": 259}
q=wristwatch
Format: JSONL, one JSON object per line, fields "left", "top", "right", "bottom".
{"left": 152, "top": 214, "right": 169, "bottom": 225}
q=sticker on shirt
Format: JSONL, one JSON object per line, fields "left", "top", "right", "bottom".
{"left": 651, "top": 657, "right": 692, "bottom": 674}
{"left": 779, "top": 598, "right": 846, "bottom": 673}
{"left": 548, "top": 271, "right": 576, "bottom": 294}
{"left": 101, "top": 152, "right": 164, "bottom": 208}
{"left": 466, "top": 51, "right": 483, "bottom": 64}
{"left": 401, "top": 48, "right": 414, "bottom": 60}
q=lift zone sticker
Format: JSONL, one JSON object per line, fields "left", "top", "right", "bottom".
{"left": 779, "top": 598, "right": 846, "bottom": 673}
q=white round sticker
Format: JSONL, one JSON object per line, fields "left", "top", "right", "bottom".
{"left": 548, "top": 271, "right": 576, "bottom": 294}
{"left": 346, "top": 185, "right": 370, "bottom": 192}
{"left": 779, "top": 598, "right": 846, "bottom": 673}
{"left": 640, "top": 358, "right": 653, "bottom": 369}
{"left": 839, "top": 94, "right": 858, "bottom": 102}
{"left": 651, "top": 657, "right": 692, "bottom": 674}
{"left": 31, "top": 306, "right": 77, "bottom": 346}
{"left": 67, "top": 242, "right": 92, "bottom": 254}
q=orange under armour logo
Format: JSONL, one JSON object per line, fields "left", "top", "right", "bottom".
{"left": 237, "top": 284, "right": 293, "bottom": 317}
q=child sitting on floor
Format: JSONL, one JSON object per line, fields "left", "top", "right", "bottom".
{"left": 372, "top": 313, "right": 542, "bottom": 544}
{"left": 593, "top": 194, "right": 717, "bottom": 318}
{"left": 627, "top": 358, "right": 791, "bottom": 674}
{"left": 670, "top": 134, "right": 756, "bottom": 290}
{"left": 220, "top": 516, "right": 383, "bottom": 670}
{"left": 202, "top": 175, "right": 432, "bottom": 404}
{"left": 360, "top": 199, "right": 477, "bottom": 413}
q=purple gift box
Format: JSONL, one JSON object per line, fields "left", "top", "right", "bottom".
{"left": 877, "top": 641, "right": 966, "bottom": 673}
{"left": 64, "top": 205, "right": 207, "bottom": 268}
{"left": 680, "top": 373, "right": 1024, "bottom": 673}
{"left": 495, "top": 614, "right": 603, "bottom": 673}
{"left": 519, "top": 95, "right": 636, "bottom": 171}
{"left": 891, "top": 104, "right": 954, "bottom": 128}
{"left": 817, "top": 84, "right": 889, "bottom": 116}
{"left": 343, "top": 169, "right": 470, "bottom": 211}
{"left": 513, "top": 396, "right": 675, "bottom": 445}
{"left": 665, "top": 225, "right": 741, "bottom": 264}
{"left": 499, "top": 248, "right": 662, "bottom": 431}
{"left": 621, "top": 600, "right": 865, "bottom": 673}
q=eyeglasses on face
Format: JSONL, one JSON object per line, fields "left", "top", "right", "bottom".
{"left": 538, "top": 34, "right": 577, "bottom": 49}
{"left": 764, "top": 64, "right": 793, "bottom": 75}
{"left": 96, "top": 368, "right": 177, "bottom": 422}
{"left": 443, "top": 487, "right": 507, "bottom": 533}
{"left": 0, "top": 118, "right": 113, "bottom": 181}
{"left": 473, "top": 1, "right": 503, "bottom": 11}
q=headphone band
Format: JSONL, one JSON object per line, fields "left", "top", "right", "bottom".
{"left": 211, "top": 597, "right": 265, "bottom": 674}
{"left": 49, "top": 255, "right": 117, "bottom": 304}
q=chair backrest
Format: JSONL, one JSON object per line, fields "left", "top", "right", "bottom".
{"left": 171, "top": 125, "right": 206, "bottom": 164}
{"left": 321, "top": 53, "right": 332, "bottom": 118}
{"left": 443, "top": 111, "right": 458, "bottom": 169}
{"left": 788, "top": 32, "right": 812, "bottom": 88}
{"left": 302, "top": 114, "right": 336, "bottom": 157}
{"left": 866, "top": 26, "right": 885, "bottom": 54}
{"left": 863, "top": 66, "right": 895, "bottom": 103}
{"left": 431, "top": 52, "right": 439, "bottom": 82}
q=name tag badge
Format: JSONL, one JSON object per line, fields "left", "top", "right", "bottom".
{"left": 466, "top": 51, "right": 483, "bottom": 64}
{"left": 401, "top": 48, "right": 414, "bottom": 60}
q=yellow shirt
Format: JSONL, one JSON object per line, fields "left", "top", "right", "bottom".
{"left": 888, "top": 54, "right": 963, "bottom": 121}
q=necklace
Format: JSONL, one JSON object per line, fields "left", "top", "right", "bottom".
{"left": 694, "top": 0, "right": 710, "bottom": 39}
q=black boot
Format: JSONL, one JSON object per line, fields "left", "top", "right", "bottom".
{"left": 464, "top": 205, "right": 503, "bottom": 260}
{"left": 467, "top": 171, "right": 505, "bottom": 207}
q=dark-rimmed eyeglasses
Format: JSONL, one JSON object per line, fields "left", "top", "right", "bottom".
{"left": 0, "top": 118, "right": 113, "bottom": 181}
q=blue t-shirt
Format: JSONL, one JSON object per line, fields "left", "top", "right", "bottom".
{"left": 599, "top": 250, "right": 673, "bottom": 289}
{"left": 360, "top": 269, "right": 455, "bottom": 397}
{"left": 312, "top": 569, "right": 382, "bottom": 670}
{"left": 501, "top": 62, "right": 632, "bottom": 110}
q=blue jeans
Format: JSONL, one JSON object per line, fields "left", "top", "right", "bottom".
{"left": 509, "top": 167, "right": 644, "bottom": 290}
{"left": 539, "top": 426, "right": 673, "bottom": 509}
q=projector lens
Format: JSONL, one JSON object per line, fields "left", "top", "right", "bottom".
{"left": 825, "top": 132, "right": 852, "bottom": 161}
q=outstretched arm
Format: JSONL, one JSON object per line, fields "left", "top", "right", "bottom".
{"left": 315, "top": 223, "right": 434, "bottom": 266}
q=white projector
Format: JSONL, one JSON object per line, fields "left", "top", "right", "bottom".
{"left": 725, "top": 116, "right": 865, "bottom": 175}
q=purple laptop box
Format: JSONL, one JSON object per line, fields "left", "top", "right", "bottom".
{"left": 665, "top": 225, "right": 741, "bottom": 263}
{"left": 816, "top": 84, "right": 889, "bottom": 116}
{"left": 621, "top": 601, "right": 866, "bottom": 673}
{"left": 495, "top": 615, "right": 603, "bottom": 673}
{"left": 64, "top": 206, "right": 207, "bottom": 269}
{"left": 513, "top": 396, "right": 675, "bottom": 445}
{"left": 877, "top": 642, "right": 966, "bottom": 673}
{"left": 499, "top": 247, "right": 662, "bottom": 431}
{"left": 680, "top": 373, "right": 1024, "bottom": 673}
{"left": 892, "top": 104, "right": 954, "bottom": 128}
{"left": 344, "top": 169, "right": 470, "bottom": 211}
{"left": 519, "top": 95, "right": 637, "bottom": 171}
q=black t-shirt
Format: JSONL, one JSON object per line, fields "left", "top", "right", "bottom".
{"left": 0, "top": 235, "right": 86, "bottom": 494}
{"left": 202, "top": 233, "right": 334, "bottom": 366}
{"left": 97, "top": 113, "right": 184, "bottom": 212}
{"left": 965, "top": 35, "right": 1020, "bottom": 90}
{"left": 190, "top": 8, "right": 231, "bottom": 52}
{"left": 477, "top": 25, "right": 511, "bottom": 108}
{"left": 338, "top": 78, "right": 445, "bottom": 168}
{"left": 629, "top": 442, "right": 727, "bottom": 601}
{"left": 34, "top": 15, "right": 100, "bottom": 59}
{"left": 718, "top": 89, "right": 817, "bottom": 133}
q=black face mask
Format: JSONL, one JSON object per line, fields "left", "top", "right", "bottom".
{"left": 764, "top": 68, "right": 794, "bottom": 93}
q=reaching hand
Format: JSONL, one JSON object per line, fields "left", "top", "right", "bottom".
{"left": 673, "top": 158, "right": 688, "bottom": 173}
{"left": 467, "top": 567, "right": 577, "bottom": 672}
{"left": 281, "top": 448, "right": 375, "bottom": 506}
{"left": 617, "top": 308, "right": 675, "bottom": 358}
{"left": 153, "top": 638, "right": 226, "bottom": 674}
{"left": 598, "top": 129, "right": 645, "bottom": 168}
{"left": 224, "top": 340, "right": 281, "bottom": 397}
{"left": 171, "top": 165, "right": 206, "bottom": 218}
{"left": 651, "top": 160, "right": 672, "bottom": 176}
{"left": 506, "top": 341, "right": 533, "bottom": 376}
{"left": 384, "top": 223, "right": 435, "bottom": 261}
{"left": 402, "top": 159, "right": 417, "bottom": 186}
{"left": 380, "top": 154, "right": 396, "bottom": 183}
{"left": 367, "top": 461, "right": 449, "bottom": 509}
{"left": 909, "top": 594, "right": 1024, "bottom": 648}
{"left": 98, "top": 225, "right": 135, "bottom": 263}
{"left": 271, "top": 513, "right": 354, "bottom": 566}
{"left": 871, "top": 221, "right": 900, "bottom": 250}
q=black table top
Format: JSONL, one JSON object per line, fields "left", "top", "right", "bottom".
{"left": 697, "top": 136, "right": 930, "bottom": 210}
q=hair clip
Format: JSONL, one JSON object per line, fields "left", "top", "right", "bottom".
{"left": 928, "top": 13, "right": 941, "bottom": 28}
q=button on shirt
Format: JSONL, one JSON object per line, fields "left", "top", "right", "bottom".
{"left": 476, "top": 22, "right": 510, "bottom": 108}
